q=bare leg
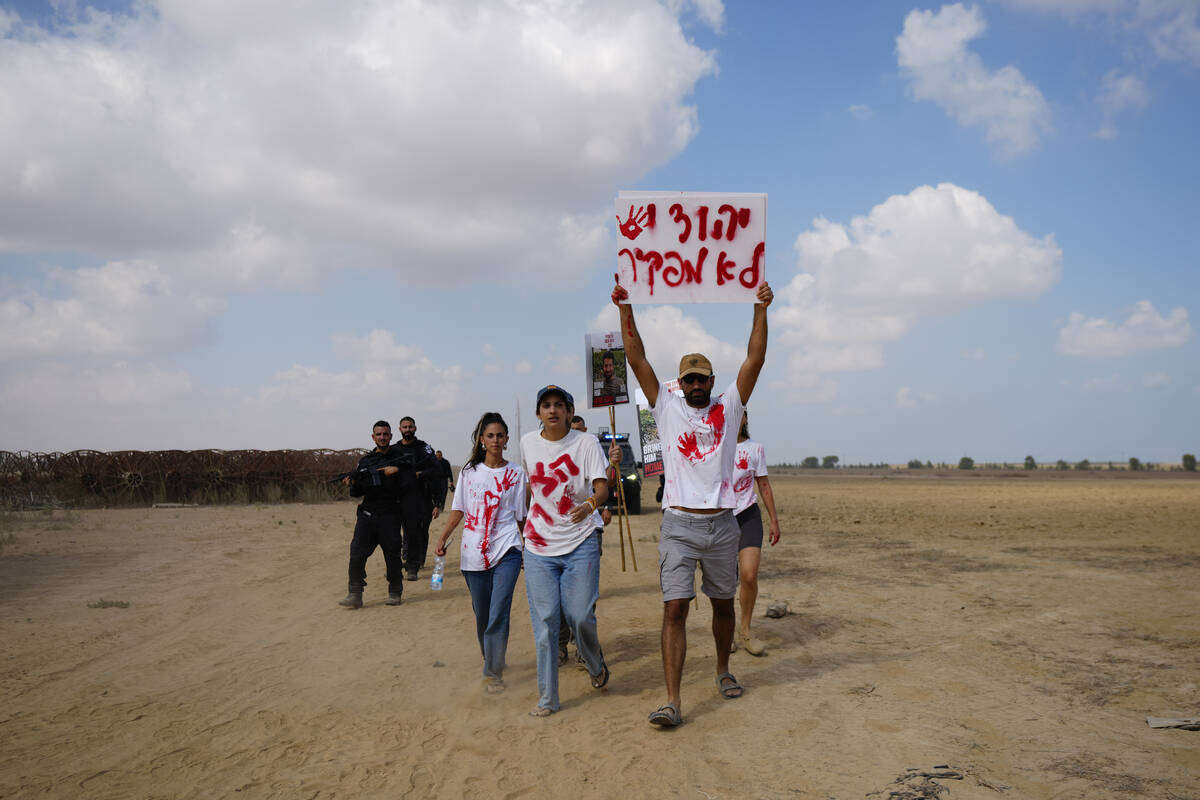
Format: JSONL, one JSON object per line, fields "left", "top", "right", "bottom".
{"left": 661, "top": 598, "right": 690, "bottom": 709}
{"left": 711, "top": 597, "right": 735, "bottom": 675}
{"left": 737, "top": 546, "right": 762, "bottom": 638}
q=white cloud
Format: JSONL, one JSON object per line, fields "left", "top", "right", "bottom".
{"left": 295, "top": 329, "right": 465, "bottom": 411}
{"left": 995, "top": 0, "right": 1200, "bottom": 66}
{"left": 0, "top": 0, "right": 720, "bottom": 290}
{"left": 1137, "top": 0, "right": 1200, "bottom": 66}
{"left": 773, "top": 183, "right": 1059, "bottom": 401}
{"left": 785, "top": 343, "right": 885, "bottom": 373}
{"left": 331, "top": 329, "right": 433, "bottom": 365}
{"left": 543, "top": 351, "right": 579, "bottom": 377}
{"left": 668, "top": 0, "right": 725, "bottom": 32}
{"left": 995, "top": 0, "right": 1126, "bottom": 14}
{"left": 0, "top": 259, "right": 223, "bottom": 361}
{"left": 514, "top": 359, "right": 533, "bottom": 374}
{"left": 1142, "top": 371, "right": 1170, "bottom": 387}
{"left": 0, "top": 327, "right": 467, "bottom": 450}
{"left": 0, "top": 361, "right": 194, "bottom": 410}
{"left": 1094, "top": 69, "right": 1149, "bottom": 139}
{"left": 1098, "top": 69, "right": 1150, "bottom": 113}
{"left": 1081, "top": 373, "right": 1131, "bottom": 392}
{"left": 847, "top": 104, "right": 874, "bottom": 120}
{"left": 0, "top": 360, "right": 202, "bottom": 450}
{"left": 895, "top": 386, "right": 938, "bottom": 408}
{"left": 773, "top": 372, "right": 837, "bottom": 404}
{"left": 1057, "top": 300, "right": 1192, "bottom": 357}
{"left": 897, "top": 4, "right": 1052, "bottom": 157}
{"left": 962, "top": 347, "right": 986, "bottom": 360}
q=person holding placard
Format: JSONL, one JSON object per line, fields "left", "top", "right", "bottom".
{"left": 612, "top": 277, "right": 773, "bottom": 728}
{"left": 520, "top": 385, "right": 611, "bottom": 717}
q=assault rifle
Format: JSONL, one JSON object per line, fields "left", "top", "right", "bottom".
{"left": 332, "top": 448, "right": 421, "bottom": 490}
{"left": 330, "top": 465, "right": 383, "bottom": 488}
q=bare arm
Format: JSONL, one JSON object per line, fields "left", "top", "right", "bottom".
{"left": 568, "top": 477, "right": 610, "bottom": 525}
{"left": 735, "top": 282, "right": 774, "bottom": 405}
{"left": 613, "top": 276, "right": 660, "bottom": 408}
{"left": 434, "top": 510, "right": 465, "bottom": 557}
{"left": 755, "top": 475, "right": 781, "bottom": 546}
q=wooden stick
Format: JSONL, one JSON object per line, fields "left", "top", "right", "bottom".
{"left": 609, "top": 406, "right": 627, "bottom": 572}
{"left": 612, "top": 408, "right": 638, "bottom": 573}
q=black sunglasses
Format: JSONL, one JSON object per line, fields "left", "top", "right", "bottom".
{"left": 680, "top": 374, "right": 710, "bottom": 385}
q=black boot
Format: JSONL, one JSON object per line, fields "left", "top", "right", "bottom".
{"left": 338, "top": 591, "right": 363, "bottom": 609}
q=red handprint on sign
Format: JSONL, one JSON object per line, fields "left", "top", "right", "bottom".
{"left": 617, "top": 204, "right": 656, "bottom": 240}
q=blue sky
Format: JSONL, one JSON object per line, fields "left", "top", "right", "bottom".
{"left": 1, "top": 0, "right": 1197, "bottom": 464}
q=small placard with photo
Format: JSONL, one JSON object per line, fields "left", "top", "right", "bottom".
{"left": 584, "top": 331, "right": 629, "bottom": 409}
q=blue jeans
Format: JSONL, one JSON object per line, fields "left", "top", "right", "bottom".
{"left": 462, "top": 547, "right": 523, "bottom": 679}
{"left": 523, "top": 531, "right": 605, "bottom": 711}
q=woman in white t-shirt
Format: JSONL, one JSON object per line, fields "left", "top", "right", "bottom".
{"left": 434, "top": 412, "right": 529, "bottom": 695}
{"left": 730, "top": 411, "right": 781, "bottom": 657}
{"left": 520, "top": 385, "right": 611, "bottom": 717}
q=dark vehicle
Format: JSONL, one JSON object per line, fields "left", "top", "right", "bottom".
{"left": 599, "top": 432, "right": 642, "bottom": 515}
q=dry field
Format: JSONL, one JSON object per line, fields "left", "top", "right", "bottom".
{"left": 1, "top": 473, "right": 1197, "bottom": 799}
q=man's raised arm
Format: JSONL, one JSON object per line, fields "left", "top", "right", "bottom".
{"left": 735, "top": 282, "right": 774, "bottom": 405}
{"left": 612, "top": 276, "right": 660, "bottom": 408}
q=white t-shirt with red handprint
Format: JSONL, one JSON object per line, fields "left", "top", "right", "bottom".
{"left": 520, "top": 429, "right": 609, "bottom": 557}
{"left": 451, "top": 462, "right": 528, "bottom": 571}
{"left": 653, "top": 379, "right": 745, "bottom": 510}
{"left": 732, "top": 439, "right": 768, "bottom": 514}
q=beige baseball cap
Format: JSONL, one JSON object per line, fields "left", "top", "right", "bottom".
{"left": 678, "top": 353, "right": 713, "bottom": 379}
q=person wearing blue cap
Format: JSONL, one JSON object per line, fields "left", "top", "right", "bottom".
{"left": 520, "top": 384, "right": 611, "bottom": 717}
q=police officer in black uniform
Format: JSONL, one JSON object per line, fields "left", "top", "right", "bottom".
{"left": 393, "top": 415, "right": 442, "bottom": 581}
{"left": 432, "top": 449, "right": 453, "bottom": 510}
{"left": 339, "top": 420, "right": 409, "bottom": 609}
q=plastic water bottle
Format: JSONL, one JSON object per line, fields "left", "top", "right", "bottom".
{"left": 431, "top": 555, "right": 445, "bottom": 591}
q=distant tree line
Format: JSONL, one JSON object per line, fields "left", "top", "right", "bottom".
{"left": 773, "top": 454, "right": 1199, "bottom": 472}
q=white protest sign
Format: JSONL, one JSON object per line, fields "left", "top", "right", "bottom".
{"left": 615, "top": 191, "right": 766, "bottom": 303}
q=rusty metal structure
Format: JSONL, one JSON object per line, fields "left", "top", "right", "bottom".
{"left": 0, "top": 449, "right": 367, "bottom": 509}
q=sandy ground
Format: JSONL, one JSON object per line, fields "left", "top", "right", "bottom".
{"left": 1, "top": 473, "right": 1198, "bottom": 800}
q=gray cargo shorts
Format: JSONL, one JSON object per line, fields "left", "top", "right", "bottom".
{"left": 658, "top": 508, "right": 739, "bottom": 602}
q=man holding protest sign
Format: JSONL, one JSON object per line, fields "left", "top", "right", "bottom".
{"left": 611, "top": 274, "right": 773, "bottom": 728}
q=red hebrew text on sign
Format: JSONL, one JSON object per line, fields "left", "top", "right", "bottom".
{"left": 614, "top": 192, "right": 766, "bottom": 304}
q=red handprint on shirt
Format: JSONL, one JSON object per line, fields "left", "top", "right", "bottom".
{"left": 676, "top": 401, "right": 726, "bottom": 463}
{"left": 529, "top": 455, "right": 578, "bottom": 496}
